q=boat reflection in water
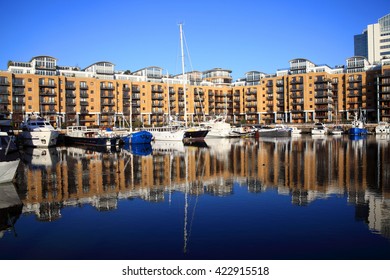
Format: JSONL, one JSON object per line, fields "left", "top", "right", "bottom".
{"left": 123, "top": 143, "right": 152, "bottom": 156}
{"left": 2, "top": 135, "right": 390, "bottom": 259}
{"left": 0, "top": 182, "right": 23, "bottom": 239}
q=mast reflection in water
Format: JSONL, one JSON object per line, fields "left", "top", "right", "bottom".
{"left": 1, "top": 135, "right": 390, "bottom": 260}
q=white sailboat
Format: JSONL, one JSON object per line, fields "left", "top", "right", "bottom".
{"left": 142, "top": 71, "right": 186, "bottom": 141}
{"left": 143, "top": 24, "right": 209, "bottom": 142}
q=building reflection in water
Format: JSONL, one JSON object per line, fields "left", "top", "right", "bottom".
{"left": 12, "top": 135, "right": 390, "bottom": 238}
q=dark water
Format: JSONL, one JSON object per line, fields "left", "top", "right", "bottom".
{"left": 1, "top": 135, "right": 390, "bottom": 260}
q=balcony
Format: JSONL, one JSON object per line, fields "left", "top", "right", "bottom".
{"left": 13, "top": 81, "right": 25, "bottom": 87}
{"left": 39, "top": 82, "right": 56, "bottom": 88}
{"left": 132, "top": 86, "right": 141, "bottom": 93}
{"left": 290, "top": 93, "right": 304, "bottom": 99}
{"left": 101, "top": 93, "right": 115, "bottom": 98}
{"left": 39, "top": 90, "right": 56, "bottom": 96}
{"left": 40, "top": 100, "right": 57, "bottom": 105}
{"left": 80, "top": 92, "right": 89, "bottom": 98}
{"left": 101, "top": 101, "right": 115, "bottom": 106}
{"left": 65, "top": 83, "right": 76, "bottom": 90}
{"left": 152, "top": 94, "right": 164, "bottom": 100}
{"left": 101, "top": 110, "right": 116, "bottom": 115}
{"left": 152, "top": 101, "right": 164, "bottom": 107}
{"left": 12, "top": 99, "right": 24, "bottom": 105}
{"left": 0, "top": 80, "right": 10, "bottom": 86}
{"left": 66, "top": 100, "right": 76, "bottom": 106}
{"left": 66, "top": 93, "right": 76, "bottom": 98}
{"left": 100, "top": 84, "right": 115, "bottom": 90}
{"left": 291, "top": 99, "right": 304, "bottom": 105}
{"left": 0, "top": 99, "right": 10, "bottom": 105}
{"left": 151, "top": 86, "right": 164, "bottom": 93}
{"left": 290, "top": 78, "right": 303, "bottom": 84}
{"left": 315, "top": 106, "right": 333, "bottom": 112}
{"left": 290, "top": 86, "right": 304, "bottom": 92}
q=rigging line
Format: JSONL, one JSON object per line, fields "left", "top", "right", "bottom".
{"left": 182, "top": 28, "right": 194, "bottom": 73}
{"left": 188, "top": 147, "right": 207, "bottom": 243}
{"left": 182, "top": 27, "right": 205, "bottom": 120}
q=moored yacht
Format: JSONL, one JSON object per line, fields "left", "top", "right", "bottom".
{"left": 200, "top": 115, "right": 235, "bottom": 138}
{"left": 255, "top": 124, "right": 292, "bottom": 138}
{"left": 311, "top": 123, "right": 328, "bottom": 135}
{"left": 64, "top": 126, "right": 121, "bottom": 147}
{"left": 142, "top": 125, "right": 186, "bottom": 141}
{"left": 330, "top": 125, "right": 344, "bottom": 135}
{"left": 20, "top": 113, "right": 59, "bottom": 147}
{"left": 348, "top": 110, "right": 368, "bottom": 135}
{"left": 375, "top": 122, "right": 390, "bottom": 134}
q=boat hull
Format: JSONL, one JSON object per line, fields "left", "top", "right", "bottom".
{"left": 256, "top": 129, "right": 291, "bottom": 138}
{"left": 143, "top": 128, "right": 185, "bottom": 141}
{"left": 183, "top": 129, "right": 209, "bottom": 141}
{"left": 311, "top": 129, "right": 327, "bottom": 135}
{"left": 64, "top": 135, "right": 121, "bottom": 147}
{"left": 122, "top": 131, "right": 153, "bottom": 144}
{"left": 20, "top": 131, "right": 59, "bottom": 147}
{"left": 348, "top": 128, "right": 367, "bottom": 135}
{"left": 0, "top": 159, "right": 20, "bottom": 184}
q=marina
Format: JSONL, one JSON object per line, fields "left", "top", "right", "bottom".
{"left": 1, "top": 134, "right": 390, "bottom": 259}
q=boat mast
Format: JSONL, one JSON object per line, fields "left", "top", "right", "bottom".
{"left": 179, "top": 23, "right": 188, "bottom": 127}
{"left": 166, "top": 70, "right": 171, "bottom": 126}
{"left": 129, "top": 91, "right": 133, "bottom": 132}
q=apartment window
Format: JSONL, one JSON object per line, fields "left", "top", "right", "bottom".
{"left": 28, "top": 79, "right": 32, "bottom": 82}
{"left": 28, "top": 96, "right": 32, "bottom": 100}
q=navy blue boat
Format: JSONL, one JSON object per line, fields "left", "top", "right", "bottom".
{"left": 64, "top": 126, "right": 121, "bottom": 147}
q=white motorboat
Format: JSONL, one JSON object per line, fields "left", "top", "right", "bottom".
{"left": 20, "top": 113, "right": 59, "bottom": 147}
{"left": 200, "top": 116, "right": 235, "bottom": 138}
{"left": 330, "top": 125, "right": 344, "bottom": 135}
{"left": 289, "top": 126, "right": 302, "bottom": 136}
{"left": 311, "top": 123, "right": 328, "bottom": 135}
{"left": 375, "top": 122, "right": 390, "bottom": 134}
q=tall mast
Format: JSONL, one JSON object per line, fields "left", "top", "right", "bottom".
{"left": 166, "top": 70, "right": 171, "bottom": 126}
{"left": 129, "top": 88, "right": 133, "bottom": 132}
{"left": 179, "top": 23, "right": 188, "bottom": 127}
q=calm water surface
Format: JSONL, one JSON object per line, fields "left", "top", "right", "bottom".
{"left": 1, "top": 135, "right": 390, "bottom": 260}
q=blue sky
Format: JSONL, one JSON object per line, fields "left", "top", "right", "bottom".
{"left": 1, "top": 0, "right": 388, "bottom": 80}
